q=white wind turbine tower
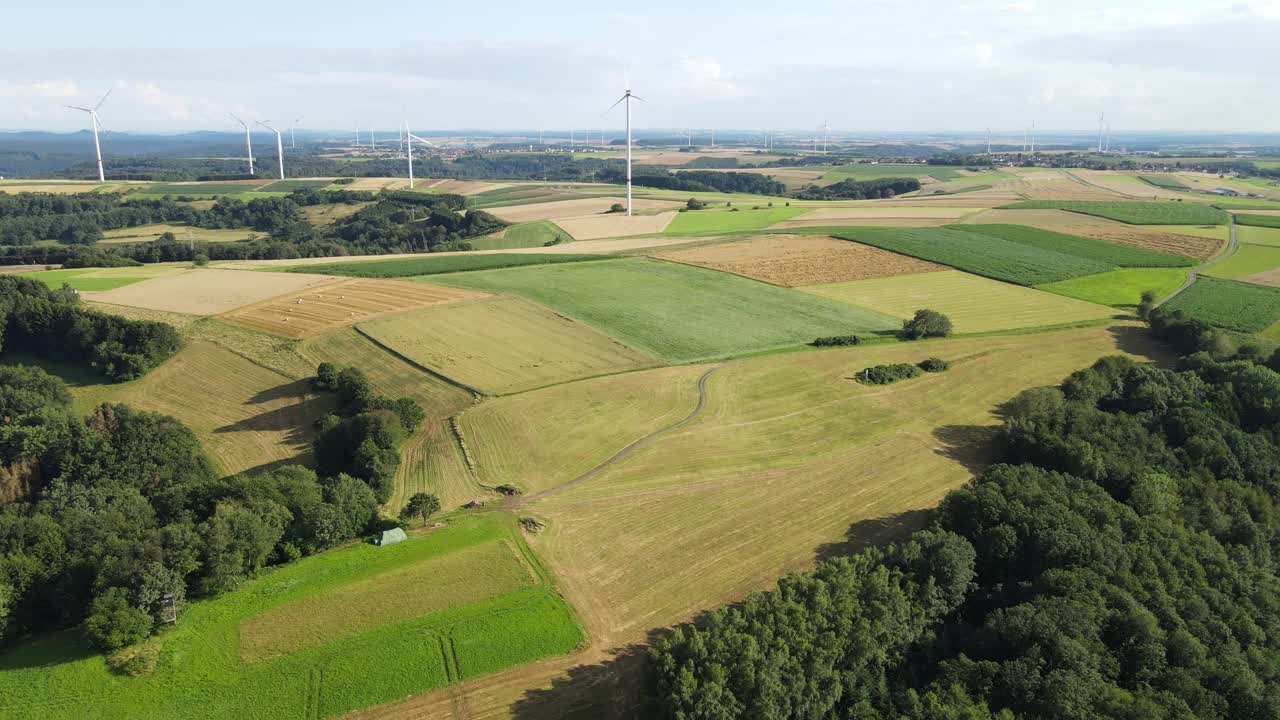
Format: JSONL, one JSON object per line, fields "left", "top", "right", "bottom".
{"left": 230, "top": 113, "right": 254, "bottom": 175}
{"left": 822, "top": 120, "right": 830, "bottom": 154}
{"left": 65, "top": 90, "right": 111, "bottom": 182}
{"left": 290, "top": 117, "right": 303, "bottom": 148}
{"left": 257, "top": 120, "right": 285, "bottom": 180}
{"left": 986, "top": 127, "right": 992, "bottom": 156}
{"left": 1030, "top": 121, "right": 1036, "bottom": 155}
{"left": 1097, "top": 111, "right": 1106, "bottom": 153}
{"left": 607, "top": 79, "right": 644, "bottom": 216}
{"left": 370, "top": 125, "right": 375, "bottom": 151}
{"left": 404, "top": 122, "right": 438, "bottom": 189}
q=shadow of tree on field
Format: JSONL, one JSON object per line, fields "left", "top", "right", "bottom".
{"left": 1107, "top": 323, "right": 1176, "bottom": 366}
{"left": 244, "top": 377, "right": 314, "bottom": 405}
{"left": 933, "top": 423, "right": 999, "bottom": 474}
{"left": 511, "top": 640, "right": 653, "bottom": 720}
{"left": 813, "top": 508, "right": 933, "bottom": 564}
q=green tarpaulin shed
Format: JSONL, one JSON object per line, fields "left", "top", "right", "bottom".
{"left": 376, "top": 527, "right": 407, "bottom": 546}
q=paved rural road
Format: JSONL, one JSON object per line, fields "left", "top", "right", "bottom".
{"left": 1156, "top": 212, "right": 1238, "bottom": 307}
{"left": 508, "top": 364, "right": 721, "bottom": 509}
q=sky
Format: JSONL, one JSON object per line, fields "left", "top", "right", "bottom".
{"left": 3, "top": 0, "right": 1278, "bottom": 134}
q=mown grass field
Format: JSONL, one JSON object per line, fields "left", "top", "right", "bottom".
{"left": 358, "top": 296, "right": 657, "bottom": 395}
{"left": 801, "top": 270, "right": 1116, "bottom": 333}
{"left": 522, "top": 324, "right": 1166, "bottom": 654}
{"left": 663, "top": 206, "right": 807, "bottom": 235}
{"left": 0, "top": 514, "right": 582, "bottom": 720}
{"left": 956, "top": 224, "right": 1195, "bottom": 267}
{"left": 1238, "top": 214, "right": 1280, "bottom": 229}
{"left": 1202, "top": 244, "right": 1280, "bottom": 280}
{"left": 144, "top": 182, "right": 268, "bottom": 195}
{"left": 431, "top": 258, "right": 902, "bottom": 362}
{"left": 99, "top": 223, "right": 255, "bottom": 244}
{"left": 1238, "top": 225, "right": 1280, "bottom": 247}
{"left": 469, "top": 221, "right": 571, "bottom": 250}
{"left": 258, "top": 179, "right": 334, "bottom": 192}
{"left": 830, "top": 227, "right": 1113, "bottom": 285}
{"left": 1139, "top": 175, "right": 1190, "bottom": 190}
{"left": 23, "top": 264, "right": 189, "bottom": 292}
{"left": 1162, "top": 276, "right": 1280, "bottom": 332}
{"left": 287, "top": 253, "right": 610, "bottom": 278}
{"left": 1038, "top": 268, "right": 1190, "bottom": 308}
{"left": 1004, "top": 200, "right": 1229, "bottom": 225}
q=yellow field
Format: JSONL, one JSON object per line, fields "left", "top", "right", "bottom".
{"left": 801, "top": 270, "right": 1117, "bottom": 333}
{"left": 80, "top": 341, "right": 333, "bottom": 476}
{"left": 296, "top": 328, "right": 478, "bottom": 510}
{"left": 459, "top": 365, "right": 707, "bottom": 496}
{"left": 357, "top": 296, "right": 657, "bottom": 395}
{"left": 222, "top": 278, "right": 487, "bottom": 339}
{"left": 99, "top": 224, "right": 255, "bottom": 244}
{"left": 658, "top": 234, "right": 945, "bottom": 287}
{"left": 87, "top": 269, "right": 338, "bottom": 315}
{"left": 553, "top": 211, "right": 676, "bottom": 240}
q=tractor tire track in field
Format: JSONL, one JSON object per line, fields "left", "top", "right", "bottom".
{"left": 508, "top": 364, "right": 722, "bottom": 509}
{"left": 1156, "top": 213, "right": 1239, "bottom": 308}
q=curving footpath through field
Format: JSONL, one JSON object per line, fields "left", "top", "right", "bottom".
{"left": 508, "top": 364, "right": 722, "bottom": 508}
{"left": 1155, "top": 213, "right": 1239, "bottom": 307}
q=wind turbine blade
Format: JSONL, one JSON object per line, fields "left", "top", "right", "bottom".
{"left": 606, "top": 95, "right": 628, "bottom": 113}
{"left": 630, "top": 94, "right": 647, "bottom": 103}
{"left": 65, "top": 105, "right": 92, "bottom": 113}
{"left": 94, "top": 90, "right": 112, "bottom": 111}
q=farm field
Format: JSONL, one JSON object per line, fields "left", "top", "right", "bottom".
{"left": 664, "top": 206, "right": 807, "bottom": 235}
{"left": 461, "top": 364, "right": 708, "bottom": 496}
{"left": 143, "top": 181, "right": 271, "bottom": 195}
{"left": 658, "top": 234, "right": 945, "bottom": 287}
{"left": 86, "top": 269, "right": 338, "bottom": 314}
{"left": 469, "top": 221, "right": 571, "bottom": 250}
{"left": 487, "top": 197, "right": 679, "bottom": 222}
{"left": 802, "top": 270, "right": 1116, "bottom": 333}
{"left": 1004, "top": 200, "right": 1229, "bottom": 225}
{"left": 23, "top": 264, "right": 187, "bottom": 291}
{"left": 296, "top": 328, "right": 477, "bottom": 510}
{"left": 1238, "top": 225, "right": 1280, "bottom": 247}
{"left": 956, "top": 223, "right": 1194, "bottom": 267}
{"left": 811, "top": 162, "right": 958, "bottom": 182}
{"left": 553, "top": 210, "right": 677, "bottom": 239}
{"left": 785, "top": 206, "right": 975, "bottom": 221}
{"left": 1162, "top": 276, "right": 1280, "bottom": 332}
{"left": 358, "top": 296, "right": 657, "bottom": 395}
{"left": 1139, "top": 175, "right": 1190, "bottom": 190}
{"left": 0, "top": 514, "right": 582, "bottom": 720}
{"left": 285, "top": 253, "right": 609, "bottom": 278}
{"left": 221, "top": 278, "right": 487, "bottom": 339}
{"left": 831, "top": 226, "right": 1113, "bottom": 285}
{"left": 1202, "top": 244, "right": 1280, "bottom": 280}
{"left": 962, "top": 209, "right": 1223, "bottom": 259}
{"left": 301, "top": 202, "right": 372, "bottom": 226}
{"left": 1238, "top": 213, "right": 1280, "bottom": 229}
{"left": 432, "top": 258, "right": 901, "bottom": 362}
{"left": 99, "top": 223, "right": 256, "bottom": 244}
{"left": 1038, "top": 268, "right": 1190, "bottom": 307}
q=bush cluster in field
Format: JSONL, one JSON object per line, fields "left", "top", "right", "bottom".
{"left": 812, "top": 334, "right": 862, "bottom": 347}
{"left": 856, "top": 358, "right": 949, "bottom": 385}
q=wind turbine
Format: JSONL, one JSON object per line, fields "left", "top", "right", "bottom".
{"left": 404, "top": 121, "right": 437, "bottom": 189}
{"left": 257, "top": 120, "right": 285, "bottom": 180}
{"left": 986, "top": 127, "right": 992, "bottom": 156}
{"left": 65, "top": 90, "right": 111, "bottom": 182}
{"left": 290, "top": 117, "right": 304, "bottom": 148}
{"left": 1030, "top": 121, "right": 1036, "bottom": 155}
{"left": 230, "top": 113, "right": 254, "bottom": 175}
{"left": 354, "top": 123, "right": 360, "bottom": 148}
{"left": 822, "top": 120, "right": 830, "bottom": 154}
{"left": 370, "top": 125, "right": 375, "bottom": 151}
{"left": 607, "top": 80, "right": 644, "bottom": 216}
{"left": 1097, "top": 111, "right": 1106, "bottom": 153}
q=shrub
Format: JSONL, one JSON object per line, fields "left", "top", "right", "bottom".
{"left": 85, "top": 587, "right": 153, "bottom": 652}
{"left": 313, "top": 362, "right": 339, "bottom": 391}
{"left": 812, "top": 335, "right": 861, "bottom": 347}
{"left": 332, "top": 177, "right": 356, "bottom": 185}
{"left": 686, "top": 198, "right": 706, "bottom": 210}
{"left": 608, "top": 203, "right": 625, "bottom": 214}
{"left": 902, "top": 309, "right": 953, "bottom": 340}
{"left": 192, "top": 253, "right": 210, "bottom": 267}
{"left": 857, "top": 363, "right": 923, "bottom": 385}
{"left": 918, "top": 357, "right": 949, "bottom": 372}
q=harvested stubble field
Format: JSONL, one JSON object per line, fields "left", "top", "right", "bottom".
{"left": 802, "top": 270, "right": 1116, "bottom": 333}
{"left": 1162, "top": 276, "right": 1280, "bottom": 332}
{"left": 296, "top": 328, "right": 477, "bottom": 510}
{"left": 488, "top": 197, "right": 681, "bottom": 222}
{"left": 0, "top": 515, "right": 582, "bottom": 720}
{"left": 358, "top": 296, "right": 657, "bottom": 395}
{"left": 222, "top": 278, "right": 487, "bottom": 339}
{"left": 554, "top": 210, "right": 677, "bottom": 240}
{"left": 87, "top": 268, "right": 339, "bottom": 315}
{"left": 432, "top": 258, "right": 901, "bottom": 363}
{"left": 658, "top": 234, "right": 945, "bottom": 287}
{"left": 79, "top": 341, "right": 333, "bottom": 476}
{"left": 460, "top": 364, "right": 708, "bottom": 496}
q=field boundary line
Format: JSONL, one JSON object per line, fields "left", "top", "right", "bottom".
{"left": 508, "top": 363, "right": 722, "bottom": 508}
{"left": 352, "top": 325, "right": 486, "bottom": 397}
{"left": 1156, "top": 213, "right": 1239, "bottom": 308}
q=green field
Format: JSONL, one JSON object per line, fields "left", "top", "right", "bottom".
{"left": 1139, "top": 175, "right": 1190, "bottom": 190}
{"left": 801, "top": 270, "right": 1116, "bottom": 333}
{"left": 1202, "top": 244, "right": 1280, "bottom": 280}
{"left": 431, "top": 258, "right": 901, "bottom": 362}
{"left": 284, "top": 253, "right": 611, "bottom": 278}
{"left": 144, "top": 182, "right": 266, "bottom": 195}
{"left": 22, "top": 265, "right": 187, "bottom": 291}
{"left": 664, "top": 206, "right": 807, "bottom": 235}
{"left": 1162, "top": 276, "right": 1280, "bottom": 332}
{"left": 0, "top": 514, "right": 581, "bottom": 720}
{"left": 258, "top": 180, "right": 334, "bottom": 192}
{"left": 1237, "top": 214, "right": 1280, "bottom": 229}
{"left": 1003, "top": 200, "right": 1229, "bottom": 225}
{"left": 831, "top": 227, "right": 1113, "bottom": 286}
{"left": 1201, "top": 198, "right": 1280, "bottom": 210}
{"left": 1038, "top": 268, "right": 1190, "bottom": 308}
{"left": 956, "top": 224, "right": 1194, "bottom": 267}
{"left": 813, "top": 163, "right": 961, "bottom": 182}
{"left": 1237, "top": 225, "right": 1280, "bottom": 247}
{"left": 468, "top": 221, "right": 572, "bottom": 250}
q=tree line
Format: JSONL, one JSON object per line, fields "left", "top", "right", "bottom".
{"left": 793, "top": 176, "right": 922, "bottom": 200}
{"left": 647, "top": 324, "right": 1280, "bottom": 718}
{"left": 602, "top": 168, "right": 787, "bottom": 196}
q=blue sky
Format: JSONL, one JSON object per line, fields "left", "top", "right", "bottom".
{"left": 3, "top": 0, "right": 1278, "bottom": 132}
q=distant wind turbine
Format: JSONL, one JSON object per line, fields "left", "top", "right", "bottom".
{"left": 230, "top": 113, "right": 254, "bottom": 175}
{"left": 290, "top": 117, "right": 304, "bottom": 149}
{"left": 986, "top": 127, "right": 992, "bottom": 156}
{"left": 257, "top": 120, "right": 285, "bottom": 180}
{"left": 1030, "top": 121, "right": 1036, "bottom": 155}
{"left": 404, "top": 122, "right": 438, "bottom": 189}
{"left": 65, "top": 90, "right": 111, "bottom": 182}
{"left": 607, "top": 79, "right": 644, "bottom": 216}
{"left": 1097, "top": 112, "right": 1106, "bottom": 153}
{"left": 822, "top": 120, "right": 830, "bottom": 154}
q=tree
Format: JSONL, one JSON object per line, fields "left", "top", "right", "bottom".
{"left": 1136, "top": 290, "right": 1157, "bottom": 320}
{"left": 902, "top": 309, "right": 953, "bottom": 340}
{"left": 400, "top": 493, "right": 441, "bottom": 527}
{"left": 192, "top": 253, "right": 209, "bottom": 267}
{"left": 686, "top": 198, "right": 706, "bottom": 210}
{"left": 85, "top": 587, "right": 152, "bottom": 651}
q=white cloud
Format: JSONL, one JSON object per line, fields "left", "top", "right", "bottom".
{"left": 975, "top": 42, "right": 995, "bottom": 67}
{"left": 0, "top": 79, "right": 80, "bottom": 100}
{"left": 678, "top": 55, "right": 753, "bottom": 98}
{"left": 1004, "top": 1, "right": 1038, "bottom": 13}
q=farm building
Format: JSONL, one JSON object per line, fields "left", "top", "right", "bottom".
{"left": 374, "top": 527, "right": 407, "bottom": 546}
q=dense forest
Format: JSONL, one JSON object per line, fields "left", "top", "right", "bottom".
{"left": 0, "top": 361, "right": 421, "bottom": 653}
{"left": 793, "top": 176, "right": 922, "bottom": 200}
{"left": 647, "top": 313, "right": 1280, "bottom": 719}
